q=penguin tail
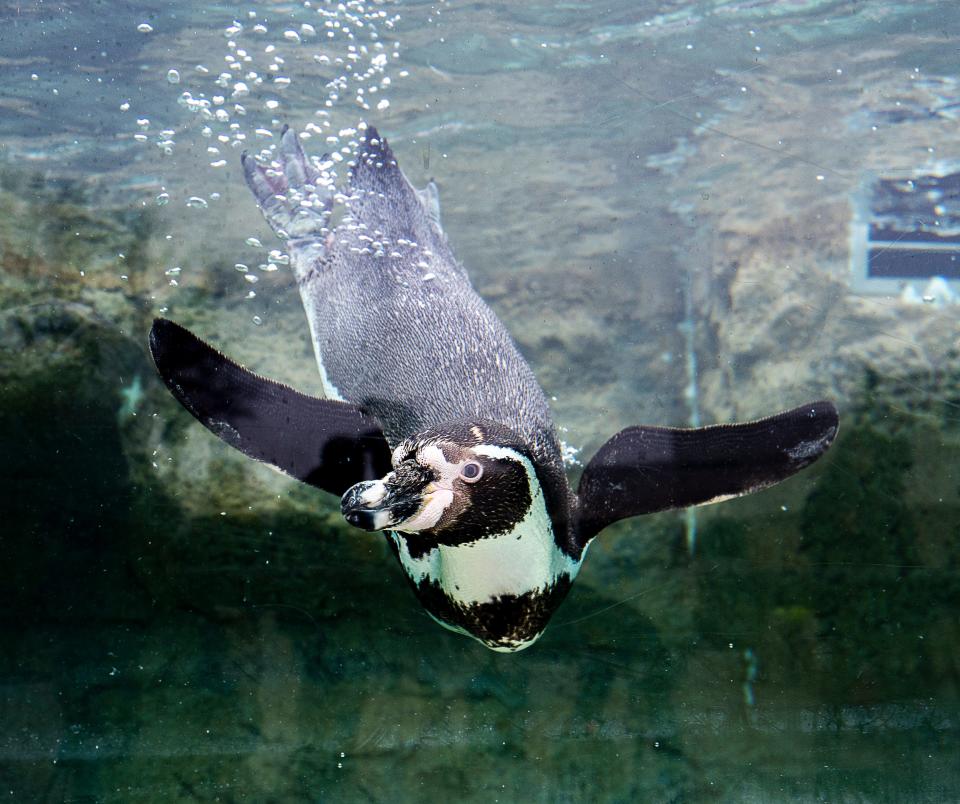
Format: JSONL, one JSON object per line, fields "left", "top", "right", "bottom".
{"left": 241, "top": 126, "right": 334, "bottom": 241}
{"left": 346, "top": 126, "right": 450, "bottom": 255}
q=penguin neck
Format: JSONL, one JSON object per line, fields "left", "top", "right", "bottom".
{"left": 388, "top": 486, "right": 583, "bottom": 606}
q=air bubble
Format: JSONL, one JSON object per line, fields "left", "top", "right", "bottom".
{"left": 252, "top": 315, "right": 263, "bottom": 325}
{"left": 137, "top": 23, "right": 154, "bottom": 33}
{"left": 186, "top": 197, "right": 209, "bottom": 209}
{"left": 166, "top": 69, "right": 181, "bottom": 84}
{"left": 155, "top": 192, "right": 170, "bottom": 205}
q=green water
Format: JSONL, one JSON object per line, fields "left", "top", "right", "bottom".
{"left": 2, "top": 1, "right": 959, "bottom": 801}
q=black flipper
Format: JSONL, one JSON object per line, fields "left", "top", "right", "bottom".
{"left": 149, "top": 318, "right": 392, "bottom": 496}
{"left": 576, "top": 401, "right": 839, "bottom": 544}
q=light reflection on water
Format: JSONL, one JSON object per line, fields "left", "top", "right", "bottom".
{"left": 1, "top": 0, "right": 959, "bottom": 800}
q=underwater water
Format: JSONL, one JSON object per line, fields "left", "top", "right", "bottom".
{"left": 2, "top": 0, "right": 960, "bottom": 800}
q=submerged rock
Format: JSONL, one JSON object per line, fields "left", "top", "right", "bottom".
{"left": 643, "top": 48, "right": 960, "bottom": 430}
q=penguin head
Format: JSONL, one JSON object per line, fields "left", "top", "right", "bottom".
{"left": 340, "top": 420, "right": 540, "bottom": 545}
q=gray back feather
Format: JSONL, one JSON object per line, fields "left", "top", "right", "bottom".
{"left": 285, "top": 129, "right": 562, "bottom": 476}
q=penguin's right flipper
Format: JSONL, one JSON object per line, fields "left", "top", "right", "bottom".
{"left": 149, "top": 319, "right": 392, "bottom": 496}
{"left": 241, "top": 126, "right": 334, "bottom": 240}
{"left": 576, "top": 401, "right": 839, "bottom": 544}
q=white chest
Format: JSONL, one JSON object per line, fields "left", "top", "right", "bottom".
{"left": 389, "top": 487, "right": 581, "bottom": 604}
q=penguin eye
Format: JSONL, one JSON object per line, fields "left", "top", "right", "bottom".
{"left": 459, "top": 461, "right": 483, "bottom": 483}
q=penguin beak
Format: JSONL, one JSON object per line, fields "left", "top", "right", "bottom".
{"left": 340, "top": 465, "right": 433, "bottom": 532}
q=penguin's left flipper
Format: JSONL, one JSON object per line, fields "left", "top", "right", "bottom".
{"left": 576, "top": 400, "right": 839, "bottom": 544}
{"left": 149, "top": 319, "right": 392, "bottom": 496}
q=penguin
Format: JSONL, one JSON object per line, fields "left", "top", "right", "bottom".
{"left": 149, "top": 126, "right": 838, "bottom": 652}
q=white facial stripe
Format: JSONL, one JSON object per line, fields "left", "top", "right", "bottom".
{"left": 418, "top": 444, "right": 447, "bottom": 471}
{"left": 391, "top": 443, "right": 584, "bottom": 605}
{"left": 387, "top": 444, "right": 462, "bottom": 533}
{"left": 417, "top": 444, "right": 465, "bottom": 492}
{"left": 470, "top": 444, "right": 522, "bottom": 463}
{"left": 398, "top": 488, "right": 454, "bottom": 532}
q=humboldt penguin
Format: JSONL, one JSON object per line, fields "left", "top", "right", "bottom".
{"left": 149, "top": 126, "right": 838, "bottom": 652}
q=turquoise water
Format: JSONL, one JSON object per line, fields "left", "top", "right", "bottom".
{"left": 2, "top": 1, "right": 959, "bottom": 800}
